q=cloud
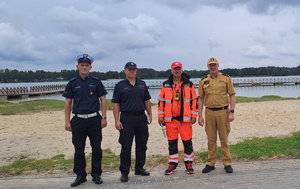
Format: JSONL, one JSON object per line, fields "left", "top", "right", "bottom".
{"left": 278, "top": 46, "right": 298, "bottom": 56}
{"left": 0, "top": 0, "right": 300, "bottom": 72}
{"left": 245, "top": 0, "right": 300, "bottom": 15}
{"left": 152, "top": 0, "right": 300, "bottom": 15}
{"left": 243, "top": 45, "right": 268, "bottom": 59}
{"left": 0, "top": 23, "right": 40, "bottom": 62}
{"left": 208, "top": 37, "right": 222, "bottom": 51}
{"left": 120, "top": 14, "right": 162, "bottom": 49}
{"left": 46, "top": 5, "right": 162, "bottom": 55}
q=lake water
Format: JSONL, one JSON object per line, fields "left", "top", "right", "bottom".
{"left": 1, "top": 76, "right": 300, "bottom": 102}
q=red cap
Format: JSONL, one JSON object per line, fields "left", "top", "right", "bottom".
{"left": 171, "top": 61, "right": 182, "bottom": 68}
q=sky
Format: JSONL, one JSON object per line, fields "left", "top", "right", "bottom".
{"left": 0, "top": 0, "right": 300, "bottom": 72}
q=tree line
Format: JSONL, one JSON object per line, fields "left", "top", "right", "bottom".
{"left": 0, "top": 65, "right": 300, "bottom": 83}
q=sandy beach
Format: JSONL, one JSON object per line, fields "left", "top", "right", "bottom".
{"left": 1, "top": 100, "right": 300, "bottom": 167}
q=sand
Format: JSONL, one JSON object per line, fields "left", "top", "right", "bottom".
{"left": 1, "top": 100, "right": 300, "bottom": 167}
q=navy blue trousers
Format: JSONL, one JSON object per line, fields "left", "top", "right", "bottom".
{"left": 71, "top": 115, "right": 102, "bottom": 177}
{"left": 119, "top": 114, "right": 149, "bottom": 174}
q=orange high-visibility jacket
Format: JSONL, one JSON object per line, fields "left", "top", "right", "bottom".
{"left": 158, "top": 73, "right": 198, "bottom": 122}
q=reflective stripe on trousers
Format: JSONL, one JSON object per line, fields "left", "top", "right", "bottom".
{"left": 168, "top": 153, "right": 179, "bottom": 163}
{"left": 184, "top": 152, "right": 194, "bottom": 162}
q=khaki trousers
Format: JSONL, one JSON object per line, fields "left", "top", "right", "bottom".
{"left": 205, "top": 108, "right": 232, "bottom": 166}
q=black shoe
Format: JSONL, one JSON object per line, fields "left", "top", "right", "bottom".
{"left": 202, "top": 164, "right": 215, "bottom": 173}
{"left": 70, "top": 176, "right": 87, "bottom": 187}
{"left": 120, "top": 173, "right": 128, "bottom": 182}
{"left": 224, "top": 165, "right": 233, "bottom": 173}
{"left": 135, "top": 169, "right": 150, "bottom": 176}
{"left": 92, "top": 175, "right": 103, "bottom": 184}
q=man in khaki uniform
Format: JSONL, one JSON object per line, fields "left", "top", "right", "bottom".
{"left": 198, "top": 57, "right": 236, "bottom": 173}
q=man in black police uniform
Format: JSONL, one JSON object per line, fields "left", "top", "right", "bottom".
{"left": 63, "top": 54, "right": 108, "bottom": 187}
{"left": 112, "top": 62, "right": 152, "bottom": 182}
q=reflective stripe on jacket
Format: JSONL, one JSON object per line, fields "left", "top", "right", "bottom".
{"left": 158, "top": 73, "right": 198, "bottom": 122}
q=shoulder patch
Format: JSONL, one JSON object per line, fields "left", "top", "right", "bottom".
{"left": 222, "top": 73, "right": 229, "bottom": 77}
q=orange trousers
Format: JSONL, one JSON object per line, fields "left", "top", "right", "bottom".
{"left": 165, "top": 120, "right": 194, "bottom": 163}
{"left": 165, "top": 120, "right": 192, "bottom": 141}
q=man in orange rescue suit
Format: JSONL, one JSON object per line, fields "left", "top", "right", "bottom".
{"left": 158, "top": 61, "right": 198, "bottom": 175}
{"left": 198, "top": 57, "right": 236, "bottom": 174}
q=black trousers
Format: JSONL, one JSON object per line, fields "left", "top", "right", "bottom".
{"left": 119, "top": 114, "right": 149, "bottom": 174}
{"left": 71, "top": 114, "right": 102, "bottom": 177}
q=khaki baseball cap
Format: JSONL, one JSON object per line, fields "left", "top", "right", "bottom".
{"left": 207, "top": 57, "right": 219, "bottom": 65}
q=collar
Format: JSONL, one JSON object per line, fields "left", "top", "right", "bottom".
{"left": 168, "top": 73, "right": 191, "bottom": 84}
{"left": 79, "top": 75, "right": 90, "bottom": 81}
{"left": 125, "top": 78, "right": 137, "bottom": 84}
{"left": 209, "top": 72, "right": 221, "bottom": 79}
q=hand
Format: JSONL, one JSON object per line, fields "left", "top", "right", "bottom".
{"left": 65, "top": 121, "right": 72, "bottom": 132}
{"left": 191, "top": 117, "right": 196, "bottom": 124}
{"left": 148, "top": 114, "right": 152, "bottom": 124}
{"left": 228, "top": 112, "right": 234, "bottom": 122}
{"left": 101, "top": 118, "right": 107, "bottom": 128}
{"left": 198, "top": 116, "right": 204, "bottom": 127}
{"left": 158, "top": 117, "right": 164, "bottom": 126}
{"left": 115, "top": 121, "right": 123, "bottom": 130}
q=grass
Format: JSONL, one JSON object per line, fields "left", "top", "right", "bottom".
{"left": 0, "top": 100, "right": 64, "bottom": 115}
{"left": 196, "top": 131, "right": 300, "bottom": 163}
{"left": 1, "top": 132, "right": 299, "bottom": 176}
{"left": 0, "top": 99, "right": 114, "bottom": 115}
{"left": 0, "top": 149, "right": 120, "bottom": 176}
{"left": 236, "top": 95, "right": 299, "bottom": 103}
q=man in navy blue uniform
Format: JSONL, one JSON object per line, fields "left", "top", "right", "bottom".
{"left": 63, "top": 54, "right": 107, "bottom": 187}
{"left": 112, "top": 62, "right": 152, "bottom": 182}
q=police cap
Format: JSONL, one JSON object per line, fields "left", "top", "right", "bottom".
{"left": 124, "top": 62, "right": 137, "bottom": 69}
{"left": 76, "top": 54, "right": 94, "bottom": 64}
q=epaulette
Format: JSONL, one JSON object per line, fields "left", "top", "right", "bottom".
{"left": 69, "top": 77, "right": 77, "bottom": 82}
{"left": 91, "top": 76, "right": 100, "bottom": 80}
{"left": 137, "top": 79, "right": 146, "bottom": 84}
{"left": 222, "top": 73, "right": 230, "bottom": 77}
{"left": 201, "top": 76, "right": 208, "bottom": 81}
{"left": 115, "top": 79, "right": 125, "bottom": 86}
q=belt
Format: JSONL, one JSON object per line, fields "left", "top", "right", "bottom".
{"left": 121, "top": 111, "right": 145, "bottom": 116}
{"left": 206, "top": 106, "right": 228, "bottom": 111}
{"left": 74, "top": 112, "right": 98, "bottom": 119}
